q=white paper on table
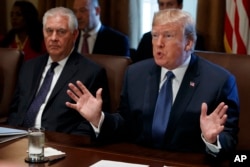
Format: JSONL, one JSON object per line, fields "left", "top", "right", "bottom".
{"left": 90, "top": 160, "right": 149, "bottom": 167}
{"left": 0, "top": 127, "right": 28, "bottom": 143}
{"left": 44, "top": 147, "right": 66, "bottom": 161}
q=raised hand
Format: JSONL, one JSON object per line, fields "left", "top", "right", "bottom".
{"left": 200, "top": 102, "right": 228, "bottom": 144}
{"left": 66, "top": 80, "right": 103, "bottom": 127}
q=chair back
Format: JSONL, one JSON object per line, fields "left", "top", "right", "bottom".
{"left": 0, "top": 48, "right": 23, "bottom": 122}
{"left": 85, "top": 54, "right": 131, "bottom": 112}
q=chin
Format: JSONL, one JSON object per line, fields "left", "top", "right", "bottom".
{"left": 154, "top": 58, "right": 164, "bottom": 66}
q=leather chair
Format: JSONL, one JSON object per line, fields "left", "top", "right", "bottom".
{"left": 0, "top": 48, "right": 23, "bottom": 123}
{"left": 195, "top": 51, "right": 250, "bottom": 151}
{"left": 85, "top": 54, "right": 132, "bottom": 113}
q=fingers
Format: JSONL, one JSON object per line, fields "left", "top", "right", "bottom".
{"left": 65, "top": 101, "right": 77, "bottom": 110}
{"left": 67, "top": 88, "right": 79, "bottom": 102}
{"left": 68, "top": 81, "right": 84, "bottom": 98}
{"left": 220, "top": 114, "right": 227, "bottom": 125}
{"left": 201, "top": 102, "right": 228, "bottom": 117}
{"left": 76, "top": 80, "right": 91, "bottom": 95}
{"left": 217, "top": 103, "right": 228, "bottom": 118}
{"left": 67, "top": 80, "right": 93, "bottom": 97}
{"left": 214, "top": 102, "right": 227, "bottom": 114}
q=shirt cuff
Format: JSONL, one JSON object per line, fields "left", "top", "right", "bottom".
{"left": 90, "top": 112, "right": 105, "bottom": 137}
{"left": 201, "top": 134, "right": 221, "bottom": 153}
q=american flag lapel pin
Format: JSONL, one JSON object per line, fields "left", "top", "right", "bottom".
{"left": 190, "top": 81, "right": 195, "bottom": 87}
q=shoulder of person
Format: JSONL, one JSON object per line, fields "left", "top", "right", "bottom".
{"left": 100, "top": 25, "right": 128, "bottom": 38}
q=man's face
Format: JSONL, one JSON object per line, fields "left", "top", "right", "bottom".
{"left": 152, "top": 23, "right": 192, "bottom": 69}
{"left": 43, "top": 15, "right": 78, "bottom": 59}
{"left": 72, "top": 0, "right": 100, "bottom": 31}
{"left": 158, "top": 0, "right": 182, "bottom": 10}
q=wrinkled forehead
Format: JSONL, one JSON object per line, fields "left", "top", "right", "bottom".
{"left": 44, "top": 15, "right": 69, "bottom": 28}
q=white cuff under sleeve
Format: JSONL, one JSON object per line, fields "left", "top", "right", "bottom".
{"left": 201, "top": 134, "right": 221, "bottom": 153}
{"left": 90, "top": 112, "right": 105, "bottom": 137}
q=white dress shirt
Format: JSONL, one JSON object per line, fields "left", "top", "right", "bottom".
{"left": 34, "top": 55, "right": 69, "bottom": 128}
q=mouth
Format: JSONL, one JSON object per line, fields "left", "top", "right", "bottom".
{"left": 155, "top": 51, "right": 164, "bottom": 58}
{"left": 48, "top": 45, "right": 60, "bottom": 50}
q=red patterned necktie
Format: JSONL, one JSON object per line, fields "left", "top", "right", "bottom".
{"left": 81, "top": 33, "right": 90, "bottom": 54}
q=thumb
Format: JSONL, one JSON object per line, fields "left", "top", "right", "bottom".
{"left": 96, "top": 88, "right": 103, "bottom": 101}
{"left": 200, "top": 102, "right": 208, "bottom": 119}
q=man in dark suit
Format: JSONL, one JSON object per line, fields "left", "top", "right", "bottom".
{"left": 7, "top": 7, "right": 109, "bottom": 138}
{"left": 66, "top": 9, "right": 239, "bottom": 157}
{"left": 133, "top": 0, "right": 205, "bottom": 63}
{"left": 73, "top": 0, "right": 130, "bottom": 57}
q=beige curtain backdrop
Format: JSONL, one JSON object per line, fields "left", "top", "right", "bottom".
{"left": 0, "top": 1, "right": 7, "bottom": 35}
{"left": 99, "top": 0, "right": 141, "bottom": 48}
{"left": 196, "top": 0, "right": 226, "bottom": 52}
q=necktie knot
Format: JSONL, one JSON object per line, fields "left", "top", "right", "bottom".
{"left": 83, "top": 33, "right": 90, "bottom": 39}
{"left": 50, "top": 62, "right": 58, "bottom": 72}
{"left": 165, "top": 71, "right": 175, "bottom": 81}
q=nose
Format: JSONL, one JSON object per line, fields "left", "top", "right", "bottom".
{"left": 156, "top": 36, "right": 165, "bottom": 48}
{"left": 50, "top": 31, "right": 58, "bottom": 41}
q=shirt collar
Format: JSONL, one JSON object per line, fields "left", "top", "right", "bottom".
{"left": 47, "top": 48, "right": 73, "bottom": 67}
{"left": 82, "top": 21, "right": 101, "bottom": 36}
{"left": 160, "top": 55, "right": 191, "bottom": 82}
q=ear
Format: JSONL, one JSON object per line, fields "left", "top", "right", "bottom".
{"left": 73, "top": 29, "right": 79, "bottom": 41}
{"left": 184, "top": 39, "right": 193, "bottom": 51}
{"left": 95, "top": 6, "right": 101, "bottom": 15}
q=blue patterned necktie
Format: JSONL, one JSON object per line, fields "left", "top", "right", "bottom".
{"left": 152, "top": 71, "right": 175, "bottom": 146}
{"left": 23, "top": 62, "right": 58, "bottom": 127}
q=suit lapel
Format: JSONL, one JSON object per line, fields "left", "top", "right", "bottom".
{"left": 26, "top": 56, "right": 48, "bottom": 107}
{"left": 168, "top": 54, "right": 200, "bottom": 130}
{"left": 48, "top": 52, "right": 79, "bottom": 101}
{"left": 143, "top": 63, "right": 161, "bottom": 139}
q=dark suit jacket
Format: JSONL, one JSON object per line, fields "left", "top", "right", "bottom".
{"left": 99, "top": 54, "right": 239, "bottom": 154}
{"left": 75, "top": 25, "right": 130, "bottom": 57}
{"left": 133, "top": 31, "right": 205, "bottom": 63}
{"left": 7, "top": 50, "right": 110, "bottom": 138}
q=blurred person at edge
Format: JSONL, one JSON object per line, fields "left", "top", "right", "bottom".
{"left": 72, "top": 0, "right": 130, "bottom": 57}
{"left": 0, "top": 1, "right": 46, "bottom": 61}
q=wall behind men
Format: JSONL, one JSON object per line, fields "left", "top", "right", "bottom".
{"left": 0, "top": 1, "right": 7, "bottom": 36}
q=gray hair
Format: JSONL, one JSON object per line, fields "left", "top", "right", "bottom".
{"left": 43, "top": 7, "right": 78, "bottom": 32}
{"left": 152, "top": 9, "right": 197, "bottom": 50}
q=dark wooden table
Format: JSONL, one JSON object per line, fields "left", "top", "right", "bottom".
{"left": 0, "top": 130, "right": 231, "bottom": 167}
